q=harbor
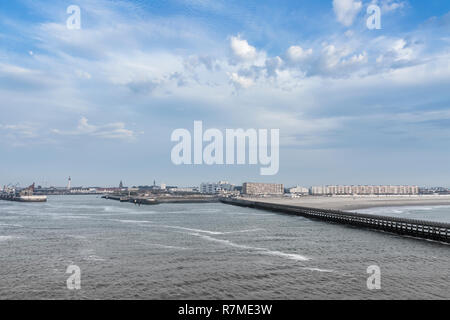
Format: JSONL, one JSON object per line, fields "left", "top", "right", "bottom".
{"left": 0, "top": 184, "right": 47, "bottom": 203}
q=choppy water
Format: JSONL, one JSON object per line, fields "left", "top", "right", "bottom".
{"left": 0, "top": 196, "right": 449, "bottom": 300}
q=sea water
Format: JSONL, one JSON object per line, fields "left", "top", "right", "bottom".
{"left": 0, "top": 195, "right": 449, "bottom": 299}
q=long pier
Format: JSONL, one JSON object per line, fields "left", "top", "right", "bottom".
{"left": 220, "top": 198, "right": 450, "bottom": 244}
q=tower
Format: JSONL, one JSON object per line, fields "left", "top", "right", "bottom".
{"left": 67, "top": 177, "right": 71, "bottom": 190}
{"left": 119, "top": 181, "right": 123, "bottom": 189}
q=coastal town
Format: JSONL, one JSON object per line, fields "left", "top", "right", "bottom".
{"left": 3, "top": 178, "right": 449, "bottom": 244}
{"left": 3, "top": 178, "right": 450, "bottom": 209}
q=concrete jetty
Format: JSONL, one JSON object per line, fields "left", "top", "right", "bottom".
{"left": 220, "top": 197, "right": 450, "bottom": 244}
{"left": 102, "top": 194, "right": 219, "bottom": 205}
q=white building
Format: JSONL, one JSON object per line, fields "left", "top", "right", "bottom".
{"left": 289, "top": 186, "right": 309, "bottom": 195}
{"left": 169, "top": 187, "right": 198, "bottom": 193}
{"left": 242, "top": 182, "right": 284, "bottom": 195}
{"left": 310, "top": 185, "right": 419, "bottom": 196}
{"left": 217, "top": 181, "right": 235, "bottom": 192}
{"left": 311, "top": 186, "right": 327, "bottom": 195}
{"left": 200, "top": 181, "right": 235, "bottom": 194}
{"left": 200, "top": 182, "right": 219, "bottom": 194}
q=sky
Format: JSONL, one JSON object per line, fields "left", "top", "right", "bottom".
{"left": 0, "top": 0, "right": 450, "bottom": 188}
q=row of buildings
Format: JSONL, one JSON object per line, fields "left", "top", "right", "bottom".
{"left": 199, "top": 182, "right": 420, "bottom": 196}
{"left": 309, "top": 185, "right": 419, "bottom": 196}
{"left": 199, "top": 182, "right": 283, "bottom": 196}
{"left": 199, "top": 181, "right": 236, "bottom": 194}
{"left": 27, "top": 176, "right": 422, "bottom": 197}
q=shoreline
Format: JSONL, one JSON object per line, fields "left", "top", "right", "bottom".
{"left": 241, "top": 195, "right": 450, "bottom": 211}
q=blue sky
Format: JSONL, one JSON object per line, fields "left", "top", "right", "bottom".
{"left": 1, "top": 0, "right": 450, "bottom": 188}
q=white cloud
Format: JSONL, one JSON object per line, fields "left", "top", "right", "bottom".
{"left": 265, "top": 56, "right": 284, "bottom": 77}
{"left": 286, "top": 46, "right": 313, "bottom": 62}
{"left": 228, "top": 72, "right": 254, "bottom": 89}
{"left": 373, "top": 37, "right": 420, "bottom": 70}
{"left": 184, "top": 55, "right": 220, "bottom": 72}
{"left": 75, "top": 70, "right": 92, "bottom": 80}
{"left": 376, "top": 0, "right": 407, "bottom": 13}
{"left": 392, "top": 39, "right": 414, "bottom": 60}
{"left": 52, "top": 117, "right": 137, "bottom": 140}
{"left": 1, "top": 0, "right": 449, "bottom": 154}
{"left": 341, "top": 52, "right": 368, "bottom": 65}
{"left": 0, "top": 123, "right": 37, "bottom": 139}
{"left": 229, "top": 35, "right": 267, "bottom": 67}
{"left": 332, "top": 0, "right": 363, "bottom": 27}
{"left": 230, "top": 36, "right": 258, "bottom": 61}
{"left": 0, "top": 122, "right": 56, "bottom": 147}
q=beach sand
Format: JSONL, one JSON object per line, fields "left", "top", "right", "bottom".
{"left": 242, "top": 195, "right": 450, "bottom": 211}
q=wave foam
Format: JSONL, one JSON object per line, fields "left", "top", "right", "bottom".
{"left": 303, "top": 267, "right": 334, "bottom": 273}
{"left": 163, "top": 225, "right": 263, "bottom": 236}
{"left": 0, "top": 236, "right": 21, "bottom": 242}
{"left": 114, "top": 219, "right": 152, "bottom": 224}
{"left": 164, "top": 226, "right": 224, "bottom": 235}
{"left": 192, "top": 233, "right": 310, "bottom": 262}
{"left": 0, "top": 223, "right": 23, "bottom": 228}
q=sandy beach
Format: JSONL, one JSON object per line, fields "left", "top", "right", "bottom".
{"left": 242, "top": 195, "right": 450, "bottom": 211}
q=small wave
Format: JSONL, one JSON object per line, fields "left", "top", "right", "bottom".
{"left": 67, "top": 235, "right": 88, "bottom": 240}
{"left": 62, "top": 215, "right": 93, "bottom": 220}
{"left": 79, "top": 248, "right": 105, "bottom": 261}
{"left": 147, "top": 243, "right": 189, "bottom": 250}
{"left": 113, "top": 219, "right": 152, "bottom": 224}
{"left": 224, "top": 212, "right": 276, "bottom": 216}
{"left": 125, "top": 211, "right": 157, "bottom": 215}
{"left": 0, "top": 223, "right": 23, "bottom": 228}
{"left": 0, "top": 236, "right": 21, "bottom": 242}
{"left": 195, "top": 208, "right": 221, "bottom": 213}
{"left": 86, "top": 255, "right": 106, "bottom": 262}
{"left": 192, "top": 233, "right": 311, "bottom": 262}
{"left": 303, "top": 267, "right": 334, "bottom": 273}
{"left": 412, "top": 207, "right": 435, "bottom": 211}
{"left": 222, "top": 228, "right": 265, "bottom": 234}
{"left": 263, "top": 250, "right": 310, "bottom": 262}
{"left": 163, "top": 225, "right": 262, "bottom": 235}
{"left": 195, "top": 234, "right": 253, "bottom": 249}
{"left": 164, "top": 226, "right": 224, "bottom": 235}
{"left": 103, "top": 206, "right": 134, "bottom": 213}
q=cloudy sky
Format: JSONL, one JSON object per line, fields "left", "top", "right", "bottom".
{"left": 1, "top": 0, "right": 450, "bottom": 188}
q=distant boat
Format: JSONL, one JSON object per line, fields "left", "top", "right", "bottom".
{"left": 0, "top": 183, "right": 47, "bottom": 203}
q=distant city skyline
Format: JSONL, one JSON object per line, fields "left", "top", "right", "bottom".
{"left": 1, "top": 1, "right": 450, "bottom": 187}
{"left": 4, "top": 176, "right": 449, "bottom": 190}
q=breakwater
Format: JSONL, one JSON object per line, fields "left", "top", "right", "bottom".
{"left": 220, "top": 198, "right": 450, "bottom": 243}
{"left": 102, "top": 194, "right": 219, "bottom": 205}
